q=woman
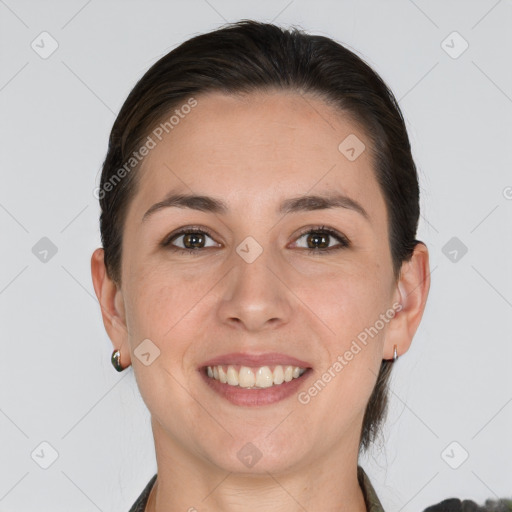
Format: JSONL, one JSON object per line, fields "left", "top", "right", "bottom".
{"left": 90, "top": 20, "right": 511, "bottom": 512}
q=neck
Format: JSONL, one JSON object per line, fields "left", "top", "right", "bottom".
{"left": 144, "top": 420, "right": 368, "bottom": 512}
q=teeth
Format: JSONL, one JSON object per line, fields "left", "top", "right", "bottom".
{"left": 239, "top": 366, "right": 255, "bottom": 388}
{"left": 205, "top": 364, "right": 307, "bottom": 388}
{"left": 227, "top": 366, "right": 238, "bottom": 386}
{"left": 273, "top": 365, "right": 284, "bottom": 385}
{"left": 255, "top": 366, "right": 273, "bottom": 388}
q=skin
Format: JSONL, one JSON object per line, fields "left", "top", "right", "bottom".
{"left": 91, "top": 90, "right": 430, "bottom": 512}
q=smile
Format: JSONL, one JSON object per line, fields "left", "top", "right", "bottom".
{"left": 206, "top": 364, "right": 307, "bottom": 389}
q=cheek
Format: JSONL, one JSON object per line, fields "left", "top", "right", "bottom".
{"left": 123, "top": 264, "right": 217, "bottom": 345}
{"left": 306, "top": 273, "right": 387, "bottom": 392}
{"left": 302, "top": 268, "right": 392, "bottom": 403}
{"left": 304, "top": 263, "right": 390, "bottom": 328}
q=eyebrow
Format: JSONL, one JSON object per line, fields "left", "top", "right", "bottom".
{"left": 142, "top": 191, "right": 370, "bottom": 222}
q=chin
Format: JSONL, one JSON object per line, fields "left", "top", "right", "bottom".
{"left": 201, "top": 435, "right": 307, "bottom": 476}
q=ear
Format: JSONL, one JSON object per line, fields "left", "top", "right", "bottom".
{"left": 384, "top": 242, "right": 430, "bottom": 359}
{"left": 90, "top": 248, "right": 131, "bottom": 367}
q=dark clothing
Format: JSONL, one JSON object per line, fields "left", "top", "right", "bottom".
{"left": 423, "top": 497, "right": 512, "bottom": 512}
{"left": 128, "top": 473, "right": 156, "bottom": 512}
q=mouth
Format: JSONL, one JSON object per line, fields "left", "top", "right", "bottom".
{"left": 204, "top": 364, "right": 308, "bottom": 388}
{"left": 198, "top": 352, "right": 313, "bottom": 406}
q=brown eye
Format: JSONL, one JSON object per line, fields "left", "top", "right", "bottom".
{"left": 163, "top": 227, "right": 219, "bottom": 253}
{"left": 180, "top": 232, "right": 206, "bottom": 249}
{"left": 293, "top": 226, "right": 350, "bottom": 253}
{"left": 305, "top": 232, "right": 330, "bottom": 249}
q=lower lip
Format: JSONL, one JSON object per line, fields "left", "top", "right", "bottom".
{"left": 199, "top": 368, "right": 312, "bottom": 406}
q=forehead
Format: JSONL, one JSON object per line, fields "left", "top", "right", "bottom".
{"left": 130, "top": 90, "right": 386, "bottom": 224}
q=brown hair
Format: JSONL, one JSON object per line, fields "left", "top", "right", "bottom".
{"left": 98, "top": 20, "right": 421, "bottom": 453}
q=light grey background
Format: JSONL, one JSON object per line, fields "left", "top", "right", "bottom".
{"left": 1, "top": 1, "right": 511, "bottom": 511}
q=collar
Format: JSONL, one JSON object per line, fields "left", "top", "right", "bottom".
{"left": 358, "top": 465, "right": 386, "bottom": 512}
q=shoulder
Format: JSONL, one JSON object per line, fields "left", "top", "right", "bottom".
{"left": 423, "top": 497, "right": 512, "bottom": 512}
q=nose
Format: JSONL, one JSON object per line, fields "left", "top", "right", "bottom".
{"left": 216, "top": 246, "right": 293, "bottom": 332}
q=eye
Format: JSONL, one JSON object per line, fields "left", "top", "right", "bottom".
{"left": 161, "top": 224, "right": 350, "bottom": 255}
{"left": 162, "top": 226, "right": 219, "bottom": 254}
{"left": 291, "top": 225, "right": 350, "bottom": 254}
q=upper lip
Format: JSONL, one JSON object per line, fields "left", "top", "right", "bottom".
{"left": 200, "top": 352, "right": 312, "bottom": 369}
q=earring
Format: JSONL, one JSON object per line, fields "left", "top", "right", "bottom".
{"left": 111, "top": 349, "right": 125, "bottom": 372}
{"left": 393, "top": 344, "right": 399, "bottom": 361}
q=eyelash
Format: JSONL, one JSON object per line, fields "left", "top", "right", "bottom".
{"left": 162, "top": 224, "right": 350, "bottom": 256}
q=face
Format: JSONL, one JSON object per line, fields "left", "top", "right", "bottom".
{"left": 105, "top": 90, "right": 404, "bottom": 474}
